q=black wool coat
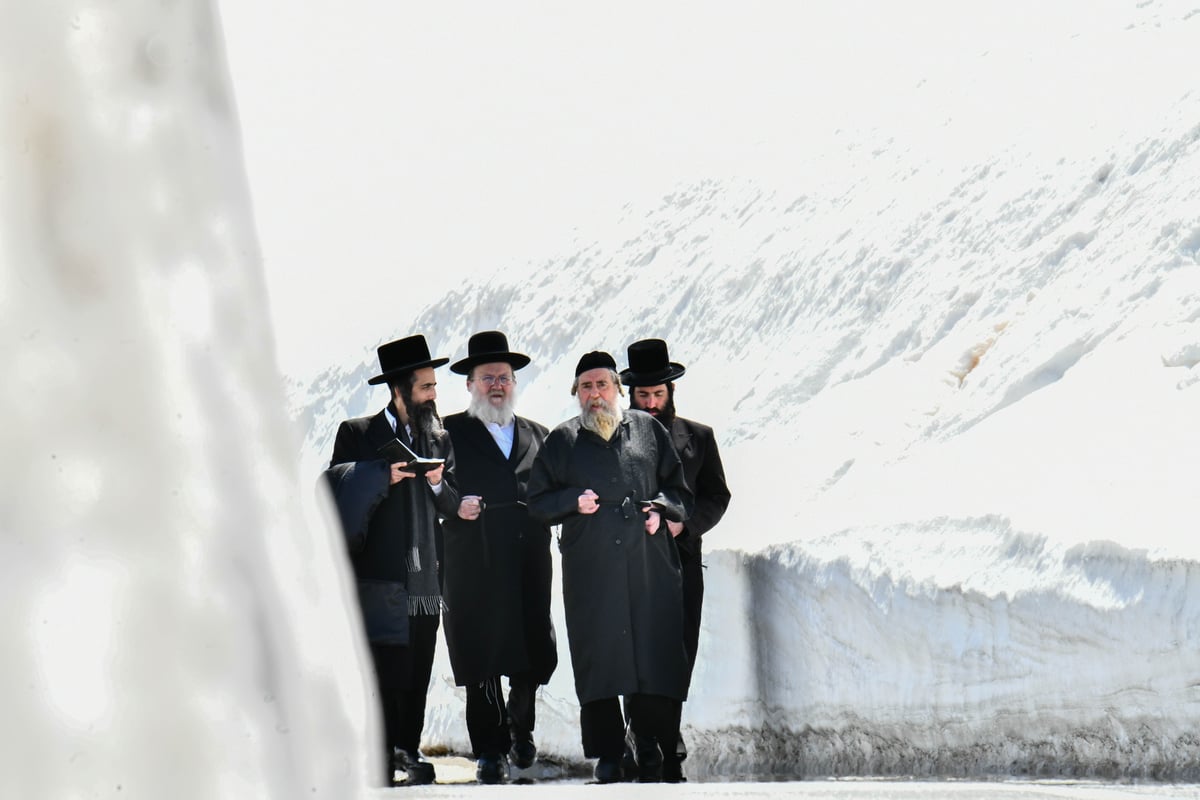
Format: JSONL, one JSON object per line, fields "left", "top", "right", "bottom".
{"left": 668, "top": 416, "right": 731, "bottom": 562}
{"left": 440, "top": 412, "right": 558, "bottom": 687}
{"left": 329, "top": 408, "right": 459, "bottom": 638}
{"left": 527, "top": 410, "right": 693, "bottom": 704}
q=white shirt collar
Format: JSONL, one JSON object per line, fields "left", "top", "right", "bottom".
{"left": 386, "top": 406, "right": 410, "bottom": 438}
{"left": 484, "top": 419, "right": 515, "bottom": 458}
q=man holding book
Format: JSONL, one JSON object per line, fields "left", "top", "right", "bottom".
{"left": 325, "top": 334, "right": 459, "bottom": 786}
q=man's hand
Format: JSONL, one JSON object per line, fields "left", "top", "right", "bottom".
{"left": 666, "top": 519, "right": 684, "bottom": 538}
{"left": 642, "top": 505, "right": 661, "bottom": 535}
{"left": 578, "top": 489, "right": 599, "bottom": 514}
{"left": 425, "top": 463, "right": 445, "bottom": 486}
{"left": 458, "top": 495, "right": 483, "bottom": 520}
{"left": 389, "top": 462, "right": 416, "bottom": 485}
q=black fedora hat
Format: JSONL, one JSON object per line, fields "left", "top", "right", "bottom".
{"left": 367, "top": 334, "right": 449, "bottom": 385}
{"left": 449, "top": 330, "right": 531, "bottom": 375}
{"left": 620, "top": 339, "right": 686, "bottom": 386}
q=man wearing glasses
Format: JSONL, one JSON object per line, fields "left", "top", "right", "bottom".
{"left": 440, "top": 332, "right": 558, "bottom": 784}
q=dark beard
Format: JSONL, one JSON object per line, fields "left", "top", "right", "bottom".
{"left": 634, "top": 395, "right": 676, "bottom": 429}
{"left": 406, "top": 398, "right": 443, "bottom": 439}
{"left": 651, "top": 398, "right": 676, "bottom": 429}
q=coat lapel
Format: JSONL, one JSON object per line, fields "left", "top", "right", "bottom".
{"left": 510, "top": 417, "right": 534, "bottom": 467}
{"left": 462, "top": 416, "right": 509, "bottom": 464}
{"left": 671, "top": 417, "right": 692, "bottom": 457}
{"left": 367, "top": 408, "right": 398, "bottom": 453}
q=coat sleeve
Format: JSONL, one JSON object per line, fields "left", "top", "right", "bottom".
{"left": 320, "top": 461, "right": 390, "bottom": 554}
{"left": 429, "top": 431, "right": 460, "bottom": 518}
{"left": 527, "top": 432, "right": 583, "bottom": 524}
{"left": 651, "top": 421, "right": 694, "bottom": 523}
{"left": 684, "top": 425, "right": 731, "bottom": 538}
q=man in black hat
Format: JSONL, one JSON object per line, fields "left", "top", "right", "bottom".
{"left": 621, "top": 338, "right": 731, "bottom": 782}
{"left": 527, "top": 351, "right": 693, "bottom": 784}
{"left": 326, "top": 334, "right": 460, "bottom": 786}
{"left": 439, "top": 331, "right": 558, "bottom": 784}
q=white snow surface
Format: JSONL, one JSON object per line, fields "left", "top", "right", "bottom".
{"left": 261, "top": 0, "right": 1200, "bottom": 782}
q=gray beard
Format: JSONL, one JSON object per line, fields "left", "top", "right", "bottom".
{"left": 466, "top": 390, "right": 516, "bottom": 427}
{"left": 580, "top": 400, "right": 622, "bottom": 440}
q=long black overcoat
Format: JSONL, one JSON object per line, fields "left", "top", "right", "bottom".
{"left": 440, "top": 412, "right": 558, "bottom": 686}
{"left": 669, "top": 415, "right": 731, "bottom": 561}
{"left": 527, "top": 410, "right": 693, "bottom": 704}
{"left": 329, "top": 408, "right": 459, "bottom": 640}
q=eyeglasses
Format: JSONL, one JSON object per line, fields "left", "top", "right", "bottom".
{"left": 476, "top": 375, "right": 514, "bottom": 387}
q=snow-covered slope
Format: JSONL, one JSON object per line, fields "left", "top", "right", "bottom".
{"left": 291, "top": 67, "right": 1200, "bottom": 781}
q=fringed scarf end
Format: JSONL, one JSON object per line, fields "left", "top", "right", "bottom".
{"left": 408, "top": 594, "right": 444, "bottom": 616}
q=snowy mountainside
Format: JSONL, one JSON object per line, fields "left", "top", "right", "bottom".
{"left": 293, "top": 91, "right": 1200, "bottom": 776}
{"left": 296, "top": 89, "right": 1200, "bottom": 517}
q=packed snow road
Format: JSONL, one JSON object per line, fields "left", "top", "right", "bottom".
{"left": 369, "top": 758, "right": 1200, "bottom": 798}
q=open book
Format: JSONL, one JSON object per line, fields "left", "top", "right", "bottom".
{"left": 376, "top": 437, "right": 445, "bottom": 475}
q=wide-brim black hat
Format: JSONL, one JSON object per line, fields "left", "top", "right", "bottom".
{"left": 367, "top": 334, "right": 449, "bottom": 385}
{"left": 620, "top": 338, "right": 686, "bottom": 386}
{"left": 449, "top": 330, "right": 531, "bottom": 375}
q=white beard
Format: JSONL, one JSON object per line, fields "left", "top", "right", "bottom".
{"left": 580, "top": 398, "right": 622, "bottom": 440}
{"left": 467, "top": 386, "right": 516, "bottom": 427}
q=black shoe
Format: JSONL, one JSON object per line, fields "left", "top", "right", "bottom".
{"left": 663, "top": 731, "right": 686, "bottom": 782}
{"left": 620, "top": 735, "right": 638, "bottom": 780}
{"left": 509, "top": 741, "right": 536, "bottom": 769}
{"left": 593, "top": 757, "right": 623, "bottom": 784}
{"left": 509, "top": 730, "right": 537, "bottom": 769}
{"left": 634, "top": 735, "right": 663, "bottom": 783}
{"left": 393, "top": 749, "right": 436, "bottom": 785}
{"left": 475, "top": 754, "right": 508, "bottom": 784}
{"left": 662, "top": 757, "right": 686, "bottom": 783}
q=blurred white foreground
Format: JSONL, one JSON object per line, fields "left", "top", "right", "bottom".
{"left": 1, "top": 3, "right": 371, "bottom": 798}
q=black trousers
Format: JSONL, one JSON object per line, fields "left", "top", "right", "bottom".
{"left": 464, "top": 672, "right": 538, "bottom": 758}
{"left": 367, "top": 612, "right": 440, "bottom": 764}
{"left": 582, "top": 694, "right": 680, "bottom": 760}
{"left": 677, "top": 550, "right": 705, "bottom": 760}
{"left": 681, "top": 550, "right": 705, "bottom": 686}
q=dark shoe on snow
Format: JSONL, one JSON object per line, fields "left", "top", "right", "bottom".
{"left": 475, "top": 754, "right": 508, "bottom": 784}
{"left": 393, "top": 749, "right": 436, "bottom": 785}
{"left": 593, "top": 757, "right": 623, "bottom": 784}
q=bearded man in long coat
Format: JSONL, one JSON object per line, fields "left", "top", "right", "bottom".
{"left": 325, "top": 334, "right": 459, "bottom": 786}
{"left": 527, "top": 350, "right": 693, "bottom": 784}
{"left": 622, "top": 338, "right": 732, "bottom": 782}
{"left": 440, "top": 331, "right": 557, "bottom": 784}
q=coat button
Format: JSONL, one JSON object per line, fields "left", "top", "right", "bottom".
{"left": 615, "top": 539, "right": 622, "bottom": 545}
